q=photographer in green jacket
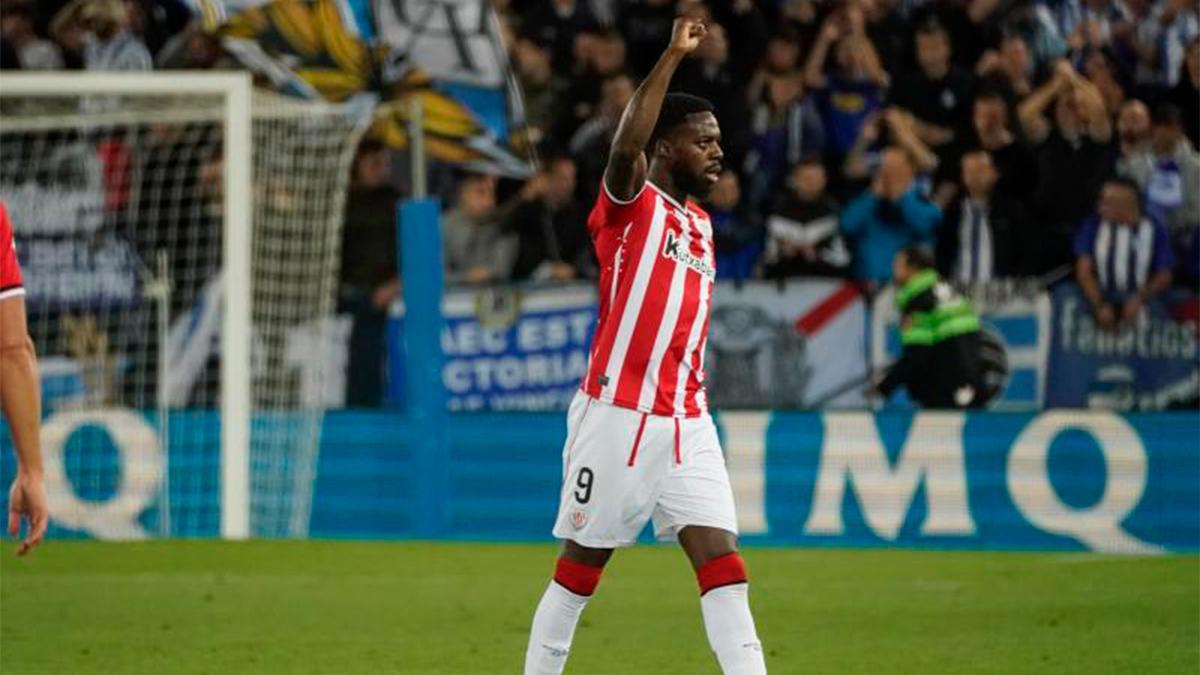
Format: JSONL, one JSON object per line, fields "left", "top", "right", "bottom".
{"left": 872, "top": 246, "right": 1006, "bottom": 408}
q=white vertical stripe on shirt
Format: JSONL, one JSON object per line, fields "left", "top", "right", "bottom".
{"left": 1165, "top": 15, "right": 1200, "bottom": 86}
{"left": 610, "top": 223, "right": 629, "bottom": 307}
{"left": 978, "top": 207, "right": 993, "bottom": 281}
{"left": 957, "top": 201, "right": 994, "bottom": 282}
{"left": 637, "top": 225, "right": 690, "bottom": 412}
{"left": 1095, "top": 221, "right": 1112, "bottom": 291}
{"left": 958, "top": 205, "right": 973, "bottom": 283}
{"left": 600, "top": 196, "right": 668, "bottom": 404}
{"left": 672, "top": 220, "right": 713, "bottom": 414}
{"left": 1134, "top": 219, "right": 1154, "bottom": 291}
{"left": 1113, "top": 224, "right": 1131, "bottom": 293}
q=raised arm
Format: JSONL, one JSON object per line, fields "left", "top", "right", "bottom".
{"left": 967, "top": 0, "right": 1003, "bottom": 24}
{"left": 1071, "top": 76, "right": 1113, "bottom": 143}
{"left": 843, "top": 113, "right": 882, "bottom": 180}
{"left": 604, "top": 17, "right": 707, "bottom": 201}
{"left": 1017, "top": 65, "right": 1067, "bottom": 144}
{"left": 846, "top": 7, "right": 891, "bottom": 90}
{"left": 884, "top": 109, "right": 938, "bottom": 174}
{"left": 50, "top": 0, "right": 88, "bottom": 44}
{"left": 804, "top": 19, "right": 839, "bottom": 89}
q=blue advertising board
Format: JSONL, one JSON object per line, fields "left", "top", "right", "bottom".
{"left": 759, "top": 411, "right": 1197, "bottom": 553}
{"left": 3, "top": 409, "right": 1196, "bottom": 553}
{"left": 387, "top": 285, "right": 597, "bottom": 412}
{"left": 1046, "top": 284, "right": 1200, "bottom": 409}
{"left": 386, "top": 280, "right": 870, "bottom": 412}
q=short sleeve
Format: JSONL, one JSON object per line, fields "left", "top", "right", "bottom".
{"left": 1152, "top": 220, "right": 1175, "bottom": 272}
{"left": 0, "top": 201, "right": 24, "bottom": 298}
{"left": 587, "top": 179, "right": 647, "bottom": 233}
{"left": 1074, "top": 216, "right": 1099, "bottom": 258}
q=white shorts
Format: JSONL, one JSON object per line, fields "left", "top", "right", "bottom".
{"left": 551, "top": 391, "right": 739, "bottom": 548}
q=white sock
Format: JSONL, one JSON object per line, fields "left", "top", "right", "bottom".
{"left": 523, "top": 581, "right": 590, "bottom": 675}
{"left": 701, "top": 583, "right": 767, "bottom": 674}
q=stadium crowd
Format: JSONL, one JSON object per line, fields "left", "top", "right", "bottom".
{"left": 488, "top": 0, "right": 1200, "bottom": 295}
{"left": 6, "top": 0, "right": 1195, "bottom": 285}
{"left": 3, "top": 0, "right": 1198, "bottom": 404}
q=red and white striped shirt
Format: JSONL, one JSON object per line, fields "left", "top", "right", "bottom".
{"left": 0, "top": 201, "right": 24, "bottom": 302}
{"left": 581, "top": 181, "right": 716, "bottom": 418}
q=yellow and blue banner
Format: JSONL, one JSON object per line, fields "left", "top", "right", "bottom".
{"left": 185, "top": 0, "right": 533, "bottom": 175}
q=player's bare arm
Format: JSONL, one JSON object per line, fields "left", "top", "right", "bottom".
{"left": 1, "top": 295, "right": 48, "bottom": 556}
{"left": 604, "top": 16, "right": 707, "bottom": 201}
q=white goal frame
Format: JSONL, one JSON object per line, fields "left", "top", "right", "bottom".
{"left": 0, "top": 72, "right": 253, "bottom": 539}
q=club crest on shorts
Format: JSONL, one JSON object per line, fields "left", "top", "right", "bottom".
{"left": 569, "top": 509, "right": 587, "bottom": 530}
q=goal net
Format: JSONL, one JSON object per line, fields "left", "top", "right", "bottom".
{"left": 0, "top": 73, "right": 368, "bottom": 539}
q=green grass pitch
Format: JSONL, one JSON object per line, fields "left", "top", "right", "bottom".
{"left": 1, "top": 541, "right": 1195, "bottom": 674}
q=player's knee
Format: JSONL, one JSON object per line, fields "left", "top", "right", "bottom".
{"left": 696, "top": 551, "right": 748, "bottom": 596}
{"left": 562, "top": 539, "right": 612, "bottom": 567}
{"left": 553, "top": 556, "right": 605, "bottom": 597}
{"left": 679, "top": 526, "right": 739, "bottom": 571}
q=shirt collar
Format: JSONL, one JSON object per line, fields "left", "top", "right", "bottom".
{"left": 646, "top": 180, "right": 687, "bottom": 212}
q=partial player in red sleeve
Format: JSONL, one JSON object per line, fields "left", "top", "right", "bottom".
{"left": 0, "top": 200, "right": 24, "bottom": 299}
{"left": 523, "top": 17, "right": 767, "bottom": 675}
{"left": 0, "top": 200, "right": 48, "bottom": 556}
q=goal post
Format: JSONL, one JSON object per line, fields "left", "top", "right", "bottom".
{"left": 0, "top": 72, "right": 367, "bottom": 539}
{"left": 222, "top": 74, "right": 253, "bottom": 540}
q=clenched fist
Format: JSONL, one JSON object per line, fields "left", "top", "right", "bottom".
{"left": 669, "top": 16, "right": 708, "bottom": 55}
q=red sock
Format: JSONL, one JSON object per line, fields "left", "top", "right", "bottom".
{"left": 696, "top": 552, "right": 747, "bottom": 595}
{"left": 553, "top": 557, "right": 604, "bottom": 597}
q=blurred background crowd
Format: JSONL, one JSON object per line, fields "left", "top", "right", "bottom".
{"left": 3, "top": 0, "right": 1198, "bottom": 404}
{"left": 5, "top": 0, "right": 1197, "bottom": 282}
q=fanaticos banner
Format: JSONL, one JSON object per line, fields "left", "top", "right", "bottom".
{"left": 1046, "top": 284, "right": 1200, "bottom": 409}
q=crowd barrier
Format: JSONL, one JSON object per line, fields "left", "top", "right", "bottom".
{"left": 29, "top": 279, "right": 1199, "bottom": 414}
{"left": 385, "top": 279, "right": 871, "bottom": 411}
{"left": 3, "top": 409, "right": 1195, "bottom": 553}
{"left": 380, "top": 279, "right": 1198, "bottom": 413}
